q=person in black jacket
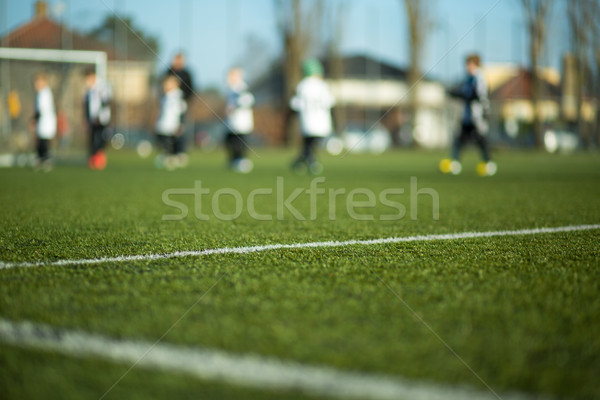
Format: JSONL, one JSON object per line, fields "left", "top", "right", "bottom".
{"left": 440, "top": 54, "right": 497, "bottom": 176}
{"left": 166, "top": 53, "right": 194, "bottom": 100}
{"left": 164, "top": 53, "right": 194, "bottom": 160}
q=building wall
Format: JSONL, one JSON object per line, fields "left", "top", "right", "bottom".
{"left": 106, "top": 61, "right": 155, "bottom": 132}
{"left": 326, "top": 78, "right": 452, "bottom": 148}
{"left": 107, "top": 62, "right": 152, "bottom": 104}
{"left": 500, "top": 100, "right": 560, "bottom": 122}
{"left": 326, "top": 79, "right": 445, "bottom": 108}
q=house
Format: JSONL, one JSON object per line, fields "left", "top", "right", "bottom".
{"left": 323, "top": 55, "right": 451, "bottom": 149}
{"left": 487, "top": 65, "right": 562, "bottom": 127}
{"left": 560, "top": 54, "right": 597, "bottom": 124}
{"left": 485, "top": 61, "right": 597, "bottom": 140}
{"left": 251, "top": 55, "right": 452, "bottom": 149}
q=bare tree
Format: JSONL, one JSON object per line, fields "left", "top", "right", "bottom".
{"left": 566, "top": 0, "right": 591, "bottom": 146}
{"left": 578, "top": 0, "right": 600, "bottom": 148}
{"left": 326, "top": 0, "right": 348, "bottom": 136}
{"left": 238, "top": 34, "right": 273, "bottom": 86}
{"left": 520, "top": 0, "right": 552, "bottom": 148}
{"left": 591, "top": 0, "right": 600, "bottom": 147}
{"left": 274, "top": 0, "right": 324, "bottom": 145}
{"left": 402, "top": 0, "right": 430, "bottom": 134}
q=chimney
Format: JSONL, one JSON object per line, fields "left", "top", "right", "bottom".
{"left": 34, "top": 1, "right": 48, "bottom": 18}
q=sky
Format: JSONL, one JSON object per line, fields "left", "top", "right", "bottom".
{"left": 2, "top": 0, "right": 571, "bottom": 90}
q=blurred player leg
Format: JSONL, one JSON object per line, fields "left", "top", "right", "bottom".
{"left": 36, "top": 138, "right": 52, "bottom": 171}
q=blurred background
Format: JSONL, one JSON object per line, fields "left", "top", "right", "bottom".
{"left": 0, "top": 0, "right": 598, "bottom": 160}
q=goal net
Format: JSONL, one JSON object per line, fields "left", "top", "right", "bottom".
{"left": 0, "top": 47, "right": 107, "bottom": 156}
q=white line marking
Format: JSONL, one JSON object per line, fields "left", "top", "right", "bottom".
{"left": 0, "top": 319, "right": 542, "bottom": 400}
{"left": 1, "top": 224, "right": 599, "bottom": 270}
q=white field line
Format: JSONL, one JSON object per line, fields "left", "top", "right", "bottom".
{"left": 0, "top": 318, "right": 543, "bottom": 400}
{"left": 1, "top": 224, "right": 599, "bottom": 271}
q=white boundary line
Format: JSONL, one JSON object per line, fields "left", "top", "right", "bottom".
{"left": 0, "top": 318, "right": 542, "bottom": 400}
{"left": 1, "top": 224, "right": 599, "bottom": 270}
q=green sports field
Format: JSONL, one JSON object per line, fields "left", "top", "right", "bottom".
{"left": 1, "top": 149, "right": 599, "bottom": 400}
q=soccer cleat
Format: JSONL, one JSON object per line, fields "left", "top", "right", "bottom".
{"left": 308, "top": 162, "right": 323, "bottom": 175}
{"left": 88, "top": 156, "right": 96, "bottom": 170}
{"left": 477, "top": 161, "right": 497, "bottom": 177}
{"left": 486, "top": 161, "right": 498, "bottom": 176}
{"left": 41, "top": 160, "right": 53, "bottom": 172}
{"left": 450, "top": 160, "right": 462, "bottom": 175}
{"left": 88, "top": 151, "right": 107, "bottom": 170}
{"left": 176, "top": 153, "right": 189, "bottom": 168}
{"left": 291, "top": 161, "right": 308, "bottom": 175}
{"left": 439, "top": 158, "right": 452, "bottom": 174}
{"left": 95, "top": 151, "right": 107, "bottom": 170}
{"left": 236, "top": 158, "right": 254, "bottom": 174}
{"left": 165, "top": 156, "right": 178, "bottom": 171}
{"left": 153, "top": 154, "right": 166, "bottom": 169}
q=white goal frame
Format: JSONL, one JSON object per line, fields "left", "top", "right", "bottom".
{"left": 0, "top": 47, "right": 107, "bottom": 81}
{"left": 0, "top": 47, "right": 107, "bottom": 139}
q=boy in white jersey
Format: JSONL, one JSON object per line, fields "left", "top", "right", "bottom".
{"left": 32, "top": 73, "right": 56, "bottom": 171}
{"left": 225, "top": 67, "right": 255, "bottom": 173}
{"left": 84, "top": 68, "right": 112, "bottom": 170}
{"left": 155, "top": 75, "right": 187, "bottom": 170}
{"left": 290, "top": 59, "right": 335, "bottom": 174}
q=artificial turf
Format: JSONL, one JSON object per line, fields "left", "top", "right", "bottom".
{"left": 1, "top": 148, "right": 599, "bottom": 399}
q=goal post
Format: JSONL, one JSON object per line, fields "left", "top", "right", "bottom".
{"left": 0, "top": 47, "right": 107, "bottom": 81}
{"left": 0, "top": 47, "right": 108, "bottom": 149}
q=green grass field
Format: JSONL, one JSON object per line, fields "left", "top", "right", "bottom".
{"left": 1, "top": 148, "right": 599, "bottom": 400}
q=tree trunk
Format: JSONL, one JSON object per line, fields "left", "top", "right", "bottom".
{"left": 530, "top": 29, "right": 543, "bottom": 148}
{"left": 403, "top": 0, "right": 426, "bottom": 140}
{"left": 521, "top": 0, "right": 551, "bottom": 149}
{"left": 329, "top": 1, "right": 347, "bottom": 137}
{"left": 277, "top": 0, "right": 319, "bottom": 147}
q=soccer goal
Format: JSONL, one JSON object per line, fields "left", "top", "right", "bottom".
{"left": 0, "top": 47, "right": 106, "bottom": 83}
{"left": 0, "top": 47, "right": 107, "bottom": 154}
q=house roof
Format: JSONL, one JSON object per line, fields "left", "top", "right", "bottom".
{"left": 490, "top": 68, "right": 561, "bottom": 101}
{"left": 1, "top": 16, "right": 117, "bottom": 60}
{"left": 323, "top": 55, "right": 408, "bottom": 80}
{"left": 252, "top": 54, "right": 412, "bottom": 104}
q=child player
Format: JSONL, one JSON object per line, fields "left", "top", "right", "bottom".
{"left": 84, "top": 68, "right": 112, "bottom": 170}
{"left": 154, "top": 75, "right": 187, "bottom": 170}
{"left": 32, "top": 73, "right": 56, "bottom": 172}
{"left": 290, "top": 59, "right": 335, "bottom": 174}
{"left": 164, "top": 53, "right": 194, "bottom": 165}
{"left": 440, "top": 53, "right": 497, "bottom": 176}
{"left": 224, "top": 67, "right": 255, "bottom": 173}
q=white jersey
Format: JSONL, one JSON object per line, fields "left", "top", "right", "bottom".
{"left": 226, "top": 82, "right": 255, "bottom": 134}
{"left": 469, "top": 70, "right": 490, "bottom": 135}
{"left": 156, "top": 88, "right": 187, "bottom": 136}
{"left": 290, "top": 76, "right": 335, "bottom": 137}
{"left": 85, "top": 80, "right": 112, "bottom": 126}
{"left": 35, "top": 86, "right": 57, "bottom": 140}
